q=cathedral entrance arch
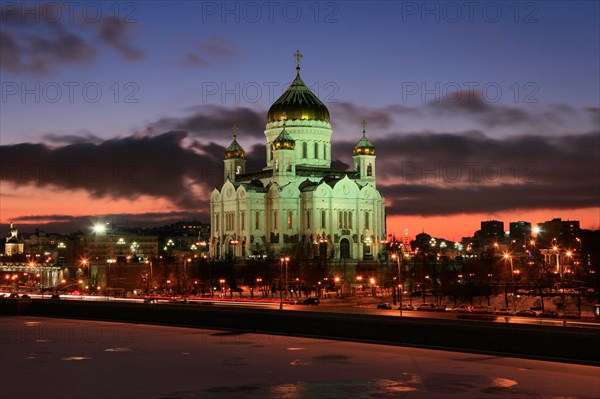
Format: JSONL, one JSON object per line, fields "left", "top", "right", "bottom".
{"left": 340, "top": 238, "right": 351, "bottom": 259}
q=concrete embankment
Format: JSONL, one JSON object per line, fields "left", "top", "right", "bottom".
{"left": 1, "top": 299, "right": 598, "bottom": 365}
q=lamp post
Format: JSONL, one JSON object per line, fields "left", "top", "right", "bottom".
{"left": 106, "top": 259, "right": 116, "bottom": 300}
{"left": 503, "top": 253, "right": 515, "bottom": 312}
{"left": 391, "top": 253, "right": 403, "bottom": 317}
{"left": 279, "top": 256, "right": 289, "bottom": 310}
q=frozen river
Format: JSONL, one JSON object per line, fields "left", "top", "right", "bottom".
{"left": 1, "top": 316, "right": 598, "bottom": 398}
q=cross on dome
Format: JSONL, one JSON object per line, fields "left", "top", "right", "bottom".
{"left": 232, "top": 123, "right": 239, "bottom": 140}
{"left": 294, "top": 50, "right": 302, "bottom": 74}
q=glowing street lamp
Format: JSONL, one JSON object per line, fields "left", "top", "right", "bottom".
{"left": 503, "top": 253, "right": 516, "bottom": 312}
{"left": 391, "top": 252, "right": 403, "bottom": 317}
{"left": 279, "top": 256, "right": 290, "bottom": 310}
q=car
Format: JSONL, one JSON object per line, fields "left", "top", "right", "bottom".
{"left": 144, "top": 297, "right": 158, "bottom": 304}
{"left": 377, "top": 303, "right": 393, "bottom": 310}
{"left": 20, "top": 294, "right": 31, "bottom": 299}
{"left": 417, "top": 303, "right": 444, "bottom": 312}
{"left": 495, "top": 308, "right": 514, "bottom": 316}
{"left": 454, "top": 305, "right": 474, "bottom": 313}
{"left": 0, "top": 294, "right": 6, "bottom": 299}
{"left": 472, "top": 306, "right": 493, "bottom": 314}
{"left": 399, "top": 304, "right": 415, "bottom": 311}
{"left": 299, "top": 297, "right": 320, "bottom": 305}
{"left": 515, "top": 309, "right": 537, "bottom": 317}
{"left": 539, "top": 310, "right": 559, "bottom": 318}
{"left": 51, "top": 294, "right": 60, "bottom": 300}
{"left": 8, "top": 293, "right": 19, "bottom": 299}
{"left": 564, "top": 312, "right": 580, "bottom": 319}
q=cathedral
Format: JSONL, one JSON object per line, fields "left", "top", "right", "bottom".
{"left": 209, "top": 52, "right": 385, "bottom": 261}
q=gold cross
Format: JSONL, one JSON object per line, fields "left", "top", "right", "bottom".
{"left": 232, "top": 123, "right": 238, "bottom": 140}
{"left": 361, "top": 119, "right": 367, "bottom": 133}
{"left": 294, "top": 50, "right": 302, "bottom": 69}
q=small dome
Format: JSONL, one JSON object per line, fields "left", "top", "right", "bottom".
{"left": 225, "top": 139, "right": 245, "bottom": 159}
{"left": 225, "top": 124, "right": 245, "bottom": 159}
{"left": 354, "top": 120, "right": 375, "bottom": 155}
{"left": 272, "top": 124, "right": 295, "bottom": 150}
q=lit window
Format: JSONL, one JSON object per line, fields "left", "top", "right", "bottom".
{"left": 287, "top": 211, "right": 293, "bottom": 229}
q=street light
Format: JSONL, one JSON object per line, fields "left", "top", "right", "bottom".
{"left": 391, "top": 253, "right": 403, "bottom": 317}
{"left": 503, "top": 253, "right": 516, "bottom": 312}
{"left": 279, "top": 256, "right": 290, "bottom": 310}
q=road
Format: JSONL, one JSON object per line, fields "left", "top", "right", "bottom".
{"left": 1, "top": 316, "right": 598, "bottom": 399}
{"left": 5, "top": 291, "right": 599, "bottom": 329}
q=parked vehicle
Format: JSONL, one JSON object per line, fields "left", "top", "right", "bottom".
{"left": 51, "top": 294, "right": 60, "bottom": 300}
{"left": 8, "top": 293, "right": 19, "bottom": 299}
{"left": 454, "top": 305, "right": 473, "bottom": 313}
{"left": 376, "top": 303, "right": 393, "bottom": 310}
{"left": 417, "top": 303, "right": 445, "bottom": 312}
{"left": 472, "top": 306, "right": 493, "bottom": 314}
{"left": 515, "top": 309, "right": 537, "bottom": 317}
{"left": 20, "top": 294, "right": 31, "bottom": 299}
{"left": 299, "top": 297, "right": 320, "bottom": 305}
{"left": 495, "top": 308, "right": 514, "bottom": 316}
{"left": 538, "top": 310, "right": 559, "bottom": 318}
{"left": 399, "top": 304, "right": 415, "bottom": 311}
{"left": 564, "top": 312, "right": 580, "bottom": 319}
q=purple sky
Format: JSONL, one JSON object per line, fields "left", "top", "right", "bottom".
{"left": 1, "top": 1, "right": 599, "bottom": 238}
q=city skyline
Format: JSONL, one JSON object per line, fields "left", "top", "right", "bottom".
{"left": 1, "top": 1, "right": 599, "bottom": 239}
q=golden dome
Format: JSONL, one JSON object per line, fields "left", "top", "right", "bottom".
{"left": 267, "top": 55, "right": 330, "bottom": 123}
{"left": 272, "top": 124, "right": 295, "bottom": 150}
{"left": 225, "top": 124, "right": 245, "bottom": 159}
{"left": 354, "top": 120, "right": 375, "bottom": 155}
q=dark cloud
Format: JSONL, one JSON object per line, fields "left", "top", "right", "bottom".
{"left": 0, "top": 8, "right": 143, "bottom": 75}
{"left": 383, "top": 181, "right": 599, "bottom": 216}
{"left": 152, "top": 106, "right": 266, "bottom": 139}
{"left": 0, "top": 24, "right": 96, "bottom": 74}
{"left": 42, "top": 132, "right": 106, "bottom": 145}
{"left": 97, "top": 17, "right": 145, "bottom": 60}
{"left": 183, "top": 35, "right": 241, "bottom": 67}
{"left": 1, "top": 132, "right": 223, "bottom": 209}
{"left": 2, "top": 128, "right": 597, "bottom": 222}
{"left": 329, "top": 130, "right": 600, "bottom": 216}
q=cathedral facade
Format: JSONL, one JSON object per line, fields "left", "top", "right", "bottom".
{"left": 209, "top": 53, "right": 385, "bottom": 261}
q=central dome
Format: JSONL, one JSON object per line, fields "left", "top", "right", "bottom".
{"left": 267, "top": 73, "right": 330, "bottom": 123}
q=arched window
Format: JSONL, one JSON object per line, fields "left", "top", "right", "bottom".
{"left": 287, "top": 211, "right": 293, "bottom": 229}
{"left": 348, "top": 212, "right": 352, "bottom": 229}
{"left": 255, "top": 212, "right": 260, "bottom": 229}
{"left": 343, "top": 211, "right": 348, "bottom": 228}
{"left": 241, "top": 211, "right": 245, "bottom": 230}
{"left": 365, "top": 212, "right": 370, "bottom": 229}
{"left": 323, "top": 143, "right": 327, "bottom": 160}
{"left": 306, "top": 210, "right": 311, "bottom": 229}
{"left": 273, "top": 210, "right": 278, "bottom": 230}
{"left": 215, "top": 213, "right": 219, "bottom": 231}
{"left": 314, "top": 142, "right": 319, "bottom": 159}
{"left": 367, "top": 164, "right": 373, "bottom": 176}
{"left": 321, "top": 210, "right": 326, "bottom": 229}
{"left": 302, "top": 142, "right": 308, "bottom": 158}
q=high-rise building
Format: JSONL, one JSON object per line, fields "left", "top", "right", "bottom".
{"left": 509, "top": 221, "right": 532, "bottom": 242}
{"left": 479, "top": 220, "right": 504, "bottom": 241}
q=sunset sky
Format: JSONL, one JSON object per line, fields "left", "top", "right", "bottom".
{"left": 1, "top": 1, "right": 599, "bottom": 239}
